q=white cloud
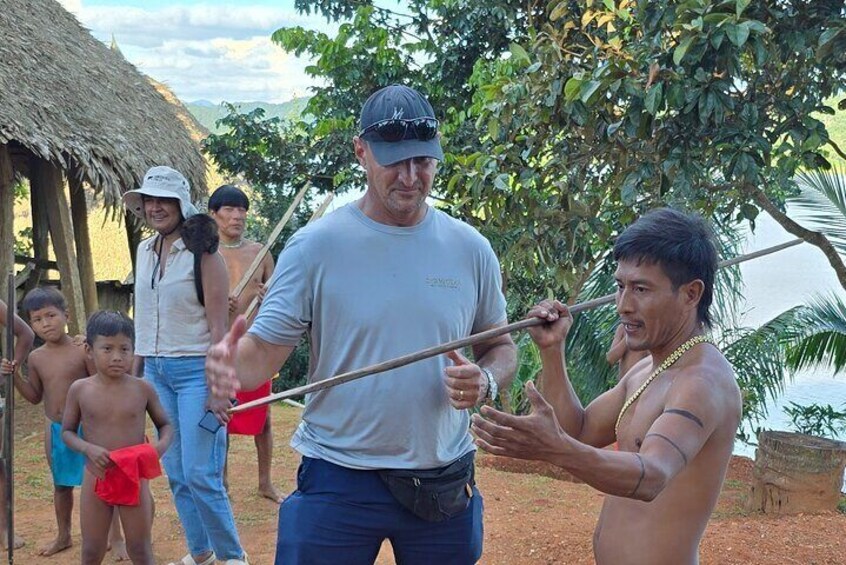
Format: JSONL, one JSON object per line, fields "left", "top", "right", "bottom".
{"left": 58, "top": 2, "right": 331, "bottom": 103}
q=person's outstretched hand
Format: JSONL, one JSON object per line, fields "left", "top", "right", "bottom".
{"left": 471, "top": 381, "right": 567, "bottom": 463}
{"left": 206, "top": 315, "right": 248, "bottom": 402}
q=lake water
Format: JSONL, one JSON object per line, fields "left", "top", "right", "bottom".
{"left": 731, "top": 214, "right": 846, "bottom": 491}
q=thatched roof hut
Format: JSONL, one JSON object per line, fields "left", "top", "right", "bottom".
{"left": 0, "top": 0, "right": 208, "bottom": 333}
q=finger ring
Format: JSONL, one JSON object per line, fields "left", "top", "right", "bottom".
{"left": 459, "top": 390, "right": 464, "bottom": 400}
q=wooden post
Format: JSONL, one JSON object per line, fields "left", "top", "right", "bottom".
{"left": 32, "top": 159, "right": 86, "bottom": 335}
{"left": 0, "top": 146, "right": 13, "bottom": 304}
{"left": 124, "top": 210, "right": 142, "bottom": 277}
{"left": 27, "top": 177, "right": 50, "bottom": 294}
{"left": 69, "top": 175, "right": 98, "bottom": 314}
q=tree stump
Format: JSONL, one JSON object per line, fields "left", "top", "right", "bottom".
{"left": 747, "top": 430, "right": 846, "bottom": 515}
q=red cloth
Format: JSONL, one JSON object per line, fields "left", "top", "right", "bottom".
{"left": 94, "top": 444, "right": 161, "bottom": 506}
{"left": 228, "top": 380, "right": 271, "bottom": 435}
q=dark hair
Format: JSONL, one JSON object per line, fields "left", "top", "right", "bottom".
{"left": 181, "top": 213, "right": 219, "bottom": 306}
{"left": 86, "top": 310, "right": 135, "bottom": 346}
{"left": 613, "top": 208, "right": 718, "bottom": 328}
{"left": 21, "top": 287, "right": 67, "bottom": 316}
{"left": 208, "top": 184, "right": 249, "bottom": 212}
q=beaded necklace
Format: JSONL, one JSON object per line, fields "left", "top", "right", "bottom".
{"left": 614, "top": 334, "right": 713, "bottom": 437}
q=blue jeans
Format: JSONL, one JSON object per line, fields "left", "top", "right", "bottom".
{"left": 145, "top": 356, "right": 244, "bottom": 560}
{"left": 275, "top": 456, "right": 484, "bottom": 565}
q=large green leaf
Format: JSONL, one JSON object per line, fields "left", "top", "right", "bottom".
{"left": 793, "top": 168, "right": 846, "bottom": 255}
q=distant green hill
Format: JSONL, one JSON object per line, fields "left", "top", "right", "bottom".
{"left": 185, "top": 98, "right": 309, "bottom": 134}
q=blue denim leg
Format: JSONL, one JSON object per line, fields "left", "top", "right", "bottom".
{"left": 275, "top": 457, "right": 483, "bottom": 565}
{"left": 146, "top": 356, "right": 244, "bottom": 560}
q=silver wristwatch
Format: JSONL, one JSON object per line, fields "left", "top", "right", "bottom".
{"left": 481, "top": 367, "right": 498, "bottom": 403}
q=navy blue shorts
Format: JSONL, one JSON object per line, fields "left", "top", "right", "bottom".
{"left": 275, "top": 456, "right": 484, "bottom": 564}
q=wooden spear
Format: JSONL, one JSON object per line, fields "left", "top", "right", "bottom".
{"left": 5, "top": 274, "right": 15, "bottom": 565}
{"left": 242, "top": 193, "right": 335, "bottom": 322}
{"left": 231, "top": 182, "right": 310, "bottom": 301}
{"left": 230, "top": 237, "right": 804, "bottom": 414}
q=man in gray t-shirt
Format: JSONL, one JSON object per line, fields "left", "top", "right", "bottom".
{"left": 207, "top": 84, "right": 517, "bottom": 565}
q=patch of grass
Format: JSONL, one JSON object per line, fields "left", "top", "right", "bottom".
{"left": 838, "top": 495, "right": 846, "bottom": 515}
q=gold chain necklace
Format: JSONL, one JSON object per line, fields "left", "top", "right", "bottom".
{"left": 614, "top": 334, "right": 713, "bottom": 437}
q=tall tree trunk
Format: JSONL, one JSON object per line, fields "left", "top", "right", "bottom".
{"left": 748, "top": 185, "right": 846, "bottom": 291}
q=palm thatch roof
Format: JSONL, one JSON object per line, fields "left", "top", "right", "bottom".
{"left": 0, "top": 0, "right": 206, "bottom": 208}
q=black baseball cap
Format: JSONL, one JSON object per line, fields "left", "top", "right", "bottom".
{"left": 358, "top": 84, "right": 444, "bottom": 166}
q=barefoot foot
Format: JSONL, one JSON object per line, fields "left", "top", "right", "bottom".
{"left": 111, "top": 539, "right": 130, "bottom": 561}
{"left": 38, "top": 535, "right": 72, "bottom": 556}
{"left": 258, "top": 483, "right": 283, "bottom": 503}
{"left": 0, "top": 531, "right": 25, "bottom": 550}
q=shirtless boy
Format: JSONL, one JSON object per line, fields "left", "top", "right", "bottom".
{"left": 472, "top": 208, "right": 742, "bottom": 565}
{"left": 0, "top": 297, "right": 34, "bottom": 549}
{"left": 62, "top": 310, "right": 173, "bottom": 565}
{"left": 7, "top": 287, "right": 96, "bottom": 555}
{"left": 209, "top": 184, "right": 280, "bottom": 502}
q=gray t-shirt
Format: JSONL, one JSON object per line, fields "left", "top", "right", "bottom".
{"left": 251, "top": 203, "right": 506, "bottom": 470}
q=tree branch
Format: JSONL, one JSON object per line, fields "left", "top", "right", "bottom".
{"left": 747, "top": 184, "right": 846, "bottom": 291}
{"left": 827, "top": 139, "right": 846, "bottom": 162}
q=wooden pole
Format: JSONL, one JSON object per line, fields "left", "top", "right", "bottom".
{"left": 242, "top": 192, "right": 335, "bottom": 321}
{"left": 69, "top": 175, "right": 98, "bottom": 315}
{"left": 26, "top": 181, "right": 50, "bottom": 294}
{"left": 231, "top": 183, "right": 310, "bottom": 300}
{"left": 5, "top": 274, "right": 15, "bottom": 565}
{"left": 231, "top": 238, "right": 805, "bottom": 414}
{"left": 0, "top": 146, "right": 14, "bottom": 304}
{"left": 34, "top": 159, "right": 86, "bottom": 335}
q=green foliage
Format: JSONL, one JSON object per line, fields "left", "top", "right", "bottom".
{"left": 720, "top": 306, "right": 803, "bottom": 425}
{"left": 783, "top": 401, "right": 846, "bottom": 438}
{"left": 786, "top": 293, "right": 846, "bottom": 375}
{"left": 501, "top": 333, "right": 543, "bottom": 414}
{"left": 793, "top": 168, "right": 846, "bottom": 255}
{"left": 204, "top": 0, "right": 846, "bottom": 415}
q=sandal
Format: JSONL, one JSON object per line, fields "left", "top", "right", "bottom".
{"left": 167, "top": 552, "right": 216, "bottom": 565}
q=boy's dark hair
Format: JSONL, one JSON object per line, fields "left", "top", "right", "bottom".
{"left": 613, "top": 208, "right": 718, "bottom": 328}
{"left": 208, "top": 184, "right": 249, "bottom": 212}
{"left": 21, "top": 287, "right": 67, "bottom": 316}
{"left": 86, "top": 310, "right": 135, "bottom": 346}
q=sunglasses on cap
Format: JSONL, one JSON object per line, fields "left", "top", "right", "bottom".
{"left": 359, "top": 117, "right": 439, "bottom": 142}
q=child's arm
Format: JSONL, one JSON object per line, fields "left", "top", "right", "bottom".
{"left": 0, "top": 300, "right": 34, "bottom": 370}
{"left": 143, "top": 380, "right": 173, "bottom": 457}
{"left": 61, "top": 382, "right": 111, "bottom": 476}
{"left": 9, "top": 355, "right": 44, "bottom": 405}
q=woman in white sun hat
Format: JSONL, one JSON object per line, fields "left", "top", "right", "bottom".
{"left": 124, "top": 166, "right": 249, "bottom": 565}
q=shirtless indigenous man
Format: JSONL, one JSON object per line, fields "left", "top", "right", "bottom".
{"left": 471, "top": 208, "right": 742, "bottom": 565}
{"left": 208, "top": 184, "right": 280, "bottom": 502}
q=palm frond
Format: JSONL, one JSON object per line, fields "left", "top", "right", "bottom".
{"left": 786, "top": 293, "right": 846, "bottom": 374}
{"left": 720, "top": 306, "right": 803, "bottom": 423}
{"left": 793, "top": 168, "right": 846, "bottom": 255}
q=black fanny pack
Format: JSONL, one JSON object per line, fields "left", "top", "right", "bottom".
{"left": 378, "top": 452, "right": 475, "bottom": 523}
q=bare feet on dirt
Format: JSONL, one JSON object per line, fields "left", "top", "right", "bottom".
{"left": 258, "top": 483, "right": 283, "bottom": 503}
{"left": 38, "top": 535, "right": 71, "bottom": 556}
{"left": 0, "top": 531, "right": 24, "bottom": 550}
{"left": 110, "top": 539, "right": 130, "bottom": 561}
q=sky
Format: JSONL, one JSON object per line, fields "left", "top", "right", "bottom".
{"left": 57, "top": 0, "right": 330, "bottom": 103}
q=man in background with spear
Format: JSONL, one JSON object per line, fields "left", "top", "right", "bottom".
{"left": 206, "top": 84, "right": 517, "bottom": 565}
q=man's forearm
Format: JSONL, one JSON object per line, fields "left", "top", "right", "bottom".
{"left": 537, "top": 346, "right": 585, "bottom": 437}
{"left": 552, "top": 440, "right": 666, "bottom": 502}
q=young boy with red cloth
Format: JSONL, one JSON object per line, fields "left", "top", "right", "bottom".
{"left": 62, "top": 311, "right": 173, "bottom": 565}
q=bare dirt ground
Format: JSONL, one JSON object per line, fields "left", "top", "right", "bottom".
{"left": 10, "top": 399, "right": 844, "bottom": 564}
